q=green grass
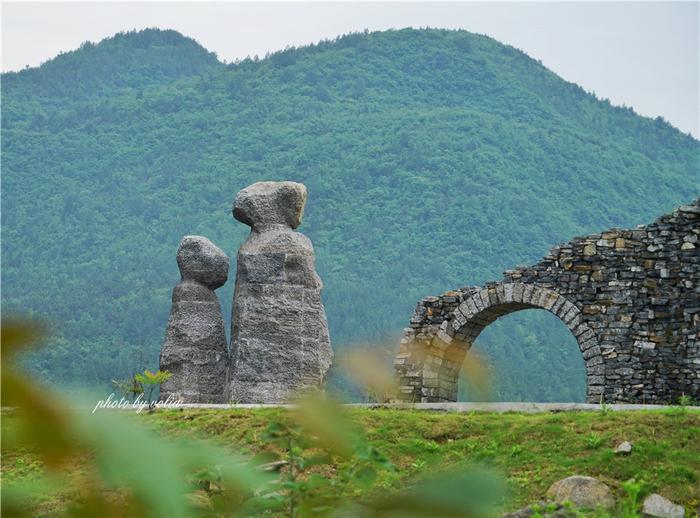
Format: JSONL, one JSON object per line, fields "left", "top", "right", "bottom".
{"left": 2, "top": 408, "right": 699, "bottom": 516}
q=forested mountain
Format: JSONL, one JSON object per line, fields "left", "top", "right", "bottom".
{"left": 3, "top": 29, "right": 220, "bottom": 99}
{"left": 2, "top": 28, "right": 697, "bottom": 401}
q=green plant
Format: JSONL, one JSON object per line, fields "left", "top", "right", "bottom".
{"left": 663, "top": 393, "right": 695, "bottom": 416}
{"left": 111, "top": 375, "right": 144, "bottom": 402}
{"left": 134, "top": 369, "right": 173, "bottom": 408}
{"left": 599, "top": 395, "right": 613, "bottom": 415}
{"left": 412, "top": 438, "right": 441, "bottom": 453}
{"left": 256, "top": 394, "right": 394, "bottom": 517}
{"left": 586, "top": 432, "right": 603, "bottom": 449}
{"left": 665, "top": 402, "right": 687, "bottom": 417}
{"left": 411, "top": 459, "right": 428, "bottom": 469}
{"left": 678, "top": 394, "right": 694, "bottom": 407}
{"left": 619, "top": 478, "right": 648, "bottom": 517}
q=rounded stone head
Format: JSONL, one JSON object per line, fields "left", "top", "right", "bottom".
{"left": 177, "top": 235, "right": 229, "bottom": 289}
{"left": 233, "top": 181, "right": 307, "bottom": 231}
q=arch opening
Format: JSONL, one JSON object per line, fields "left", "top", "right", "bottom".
{"left": 435, "top": 284, "right": 604, "bottom": 404}
{"left": 458, "top": 309, "right": 587, "bottom": 402}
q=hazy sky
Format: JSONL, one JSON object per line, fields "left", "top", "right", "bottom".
{"left": 2, "top": 2, "right": 699, "bottom": 137}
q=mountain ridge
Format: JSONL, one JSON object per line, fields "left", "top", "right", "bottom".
{"left": 4, "top": 27, "right": 696, "bottom": 145}
{"left": 2, "top": 28, "right": 222, "bottom": 99}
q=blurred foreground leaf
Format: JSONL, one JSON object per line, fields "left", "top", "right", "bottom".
{"left": 2, "top": 318, "right": 504, "bottom": 517}
{"left": 1, "top": 318, "right": 78, "bottom": 469}
{"left": 1, "top": 318, "right": 45, "bottom": 361}
{"left": 292, "top": 392, "right": 360, "bottom": 458}
{"left": 459, "top": 350, "right": 493, "bottom": 402}
{"left": 365, "top": 467, "right": 504, "bottom": 517}
{"left": 1, "top": 319, "right": 270, "bottom": 517}
{"left": 338, "top": 347, "right": 398, "bottom": 402}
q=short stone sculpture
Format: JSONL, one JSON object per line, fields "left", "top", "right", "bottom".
{"left": 159, "top": 235, "right": 229, "bottom": 403}
{"left": 228, "top": 181, "right": 333, "bottom": 403}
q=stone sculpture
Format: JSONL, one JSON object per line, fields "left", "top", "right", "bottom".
{"left": 159, "top": 235, "right": 229, "bottom": 403}
{"left": 228, "top": 181, "right": 333, "bottom": 403}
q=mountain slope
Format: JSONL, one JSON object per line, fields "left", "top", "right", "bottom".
{"left": 2, "top": 28, "right": 697, "bottom": 400}
{"left": 2, "top": 28, "right": 222, "bottom": 100}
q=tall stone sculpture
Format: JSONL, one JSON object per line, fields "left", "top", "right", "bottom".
{"left": 229, "top": 181, "right": 333, "bottom": 403}
{"left": 159, "top": 236, "right": 229, "bottom": 403}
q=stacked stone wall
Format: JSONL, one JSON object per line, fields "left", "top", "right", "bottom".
{"left": 394, "top": 200, "right": 699, "bottom": 403}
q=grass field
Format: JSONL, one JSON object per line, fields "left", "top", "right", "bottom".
{"left": 2, "top": 407, "right": 699, "bottom": 516}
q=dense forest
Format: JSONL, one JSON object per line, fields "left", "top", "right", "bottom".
{"left": 2, "top": 28, "right": 697, "bottom": 401}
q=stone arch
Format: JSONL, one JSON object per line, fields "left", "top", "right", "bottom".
{"left": 395, "top": 201, "right": 699, "bottom": 404}
{"left": 394, "top": 283, "right": 605, "bottom": 403}
{"left": 436, "top": 283, "right": 603, "bottom": 403}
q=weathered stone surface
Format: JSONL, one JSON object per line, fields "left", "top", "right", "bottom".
{"left": 642, "top": 494, "right": 685, "bottom": 518}
{"left": 394, "top": 199, "right": 700, "bottom": 404}
{"left": 614, "top": 441, "right": 632, "bottom": 454}
{"left": 233, "top": 181, "right": 306, "bottom": 230}
{"left": 229, "top": 181, "right": 332, "bottom": 403}
{"left": 160, "top": 236, "right": 229, "bottom": 403}
{"left": 177, "top": 235, "right": 229, "bottom": 289}
{"left": 545, "top": 476, "right": 615, "bottom": 510}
